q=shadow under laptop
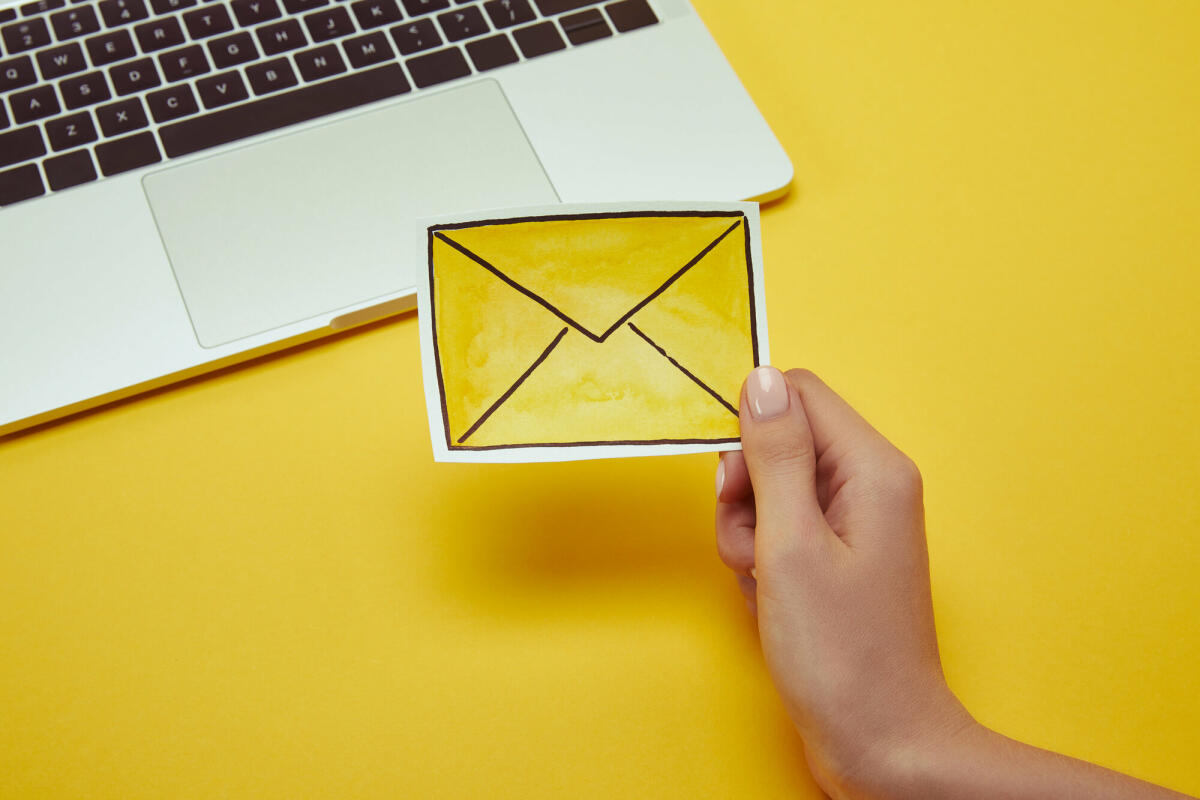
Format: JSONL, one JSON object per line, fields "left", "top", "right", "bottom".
{"left": 0, "top": 313, "right": 415, "bottom": 445}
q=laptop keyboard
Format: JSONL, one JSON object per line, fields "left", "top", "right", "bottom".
{"left": 0, "top": 0, "right": 658, "bottom": 207}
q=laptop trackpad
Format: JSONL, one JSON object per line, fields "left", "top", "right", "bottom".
{"left": 143, "top": 80, "right": 557, "bottom": 348}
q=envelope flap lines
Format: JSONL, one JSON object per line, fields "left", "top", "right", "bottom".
{"left": 430, "top": 213, "right": 746, "bottom": 342}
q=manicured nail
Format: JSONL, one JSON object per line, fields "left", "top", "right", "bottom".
{"left": 715, "top": 457, "right": 726, "bottom": 499}
{"left": 748, "top": 366, "right": 789, "bottom": 420}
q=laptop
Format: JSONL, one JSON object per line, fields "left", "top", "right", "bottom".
{"left": 0, "top": 0, "right": 791, "bottom": 436}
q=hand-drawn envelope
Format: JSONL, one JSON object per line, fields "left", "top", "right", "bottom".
{"left": 419, "top": 205, "right": 767, "bottom": 462}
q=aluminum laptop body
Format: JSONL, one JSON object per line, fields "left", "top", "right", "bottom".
{"left": 0, "top": 0, "right": 791, "bottom": 435}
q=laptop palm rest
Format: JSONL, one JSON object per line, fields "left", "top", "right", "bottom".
{"left": 142, "top": 80, "right": 558, "bottom": 349}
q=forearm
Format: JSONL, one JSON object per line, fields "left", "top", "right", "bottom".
{"left": 857, "top": 722, "right": 1195, "bottom": 800}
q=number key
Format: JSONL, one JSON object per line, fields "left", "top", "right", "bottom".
{"left": 49, "top": 5, "right": 100, "bottom": 40}
{"left": 98, "top": 0, "right": 149, "bottom": 27}
{"left": 1, "top": 18, "right": 51, "bottom": 53}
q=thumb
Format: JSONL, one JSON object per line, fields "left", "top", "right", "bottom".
{"left": 739, "top": 366, "right": 833, "bottom": 559}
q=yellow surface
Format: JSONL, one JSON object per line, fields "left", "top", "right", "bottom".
{"left": 431, "top": 214, "right": 754, "bottom": 449}
{"left": 2, "top": 1, "right": 1199, "bottom": 796}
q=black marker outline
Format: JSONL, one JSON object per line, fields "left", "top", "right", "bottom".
{"left": 626, "top": 323, "right": 738, "bottom": 417}
{"left": 426, "top": 211, "right": 761, "bottom": 451}
{"left": 433, "top": 218, "right": 741, "bottom": 342}
{"left": 457, "top": 327, "right": 569, "bottom": 444}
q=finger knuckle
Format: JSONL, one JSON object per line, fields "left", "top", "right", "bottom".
{"left": 862, "top": 450, "right": 924, "bottom": 504}
{"left": 751, "top": 429, "right": 814, "bottom": 473}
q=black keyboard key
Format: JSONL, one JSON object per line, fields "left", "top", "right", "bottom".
{"left": 10, "top": 84, "right": 59, "bottom": 122}
{"left": 182, "top": 4, "right": 231, "bottom": 39}
{"left": 44, "top": 148, "right": 97, "bottom": 190}
{"left": 560, "top": 8, "right": 607, "bottom": 44}
{"left": 605, "top": 0, "right": 654, "bottom": 32}
{"left": 350, "top": 0, "right": 400, "bottom": 29}
{"left": 245, "top": 56, "right": 295, "bottom": 93}
{"left": 0, "top": 163, "right": 44, "bottom": 205}
{"left": 342, "top": 30, "right": 390, "bottom": 68}
{"left": 49, "top": 5, "right": 100, "bottom": 39}
{"left": 20, "top": 0, "right": 66, "bottom": 16}
{"left": 85, "top": 29, "right": 135, "bottom": 65}
{"left": 159, "top": 43, "right": 208, "bottom": 80}
{"left": 0, "top": 104, "right": 7, "bottom": 129}
{"left": 160, "top": 62, "right": 409, "bottom": 156}
{"left": 0, "top": 55, "right": 37, "bottom": 91}
{"left": 0, "top": 125, "right": 47, "bottom": 167}
{"left": 196, "top": 69, "right": 247, "bottom": 107}
{"left": 2, "top": 18, "right": 51, "bottom": 53}
{"left": 465, "top": 32, "right": 514, "bottom": 70}
{"left": 95, "top": 130, "right": 160, "bottom": 175}
{"left": 257, "top": 19, "right": 304, "bottom": 54}
{"left": 45, "top": 110, "right": 97, "bottom": 149}
{"left": 0, "top": 8, "right": 15, "bottom": 23}
{"left": 483, "top": 0, "right": 532, "bottom": 28}
{"left": 134, "top": 16, "right": 183, "bottom": 52}
{"left": 98, "top": 0, "right": 148, "bottom": 27}
{"left": 209, "top": 31, "right": 257, "bottom": 67}
{"left": 294, "top": 42, "right": 343, "bottom": 80}
{"left": 401, "top": 0, "right": 446, "bottom": 15}
{"left": 304, "top": 7, "right": 353, "bottom": 42}
{"left": 231, "top": 0, "right": 280, "bottom": 26}
{"left": 60, "top": 71, "right": 110, "bottom": 108}
{"left": 405, "top": 45, "right": 466, "bottom": 87}
{"left": 36, "top": 41, "right": 86, "bottom": 78}
{"left": 96, "top": 95, "right": 148, "bottom": 134}
{"left": 109, "top": 57, "right": 159, "bottom": 94}
{"left": 281, "top": 0, "right": 326, "bottom": 14}
{"left": 533, "top": 0, "right": 597, "bottom": 14}
{"left": 149, "top": 0, "right": 197, "bottom": 13}
{"left": 512, "top": 20, "right": 561, "bottom": 58}
{"left": 436, "top": 6, "right": 484, "bottom": 41}
{"left": 389, "top": 18, "right": 438, "bottom": 54}
{"left": 147, "top": 82, "right": 198, "bottom": 121}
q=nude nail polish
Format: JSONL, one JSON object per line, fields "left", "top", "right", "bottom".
{"left": 748, "top": 366, "right": 789, "bottom": 420}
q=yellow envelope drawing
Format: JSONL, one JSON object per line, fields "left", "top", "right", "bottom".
{"left": 424, "top": 209, "right": 764, "bottom": 457}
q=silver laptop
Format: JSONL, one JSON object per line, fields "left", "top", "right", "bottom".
{"left": 0, "top": 0, "right": 791, "bottom": 435}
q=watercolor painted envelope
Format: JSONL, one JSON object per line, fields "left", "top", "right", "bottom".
{"left": 417, "top": 203, "right": 769, "bottom": 463}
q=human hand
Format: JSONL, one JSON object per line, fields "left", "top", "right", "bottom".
{"left": 714, "top": 367, "right": 974, "bottom": 798}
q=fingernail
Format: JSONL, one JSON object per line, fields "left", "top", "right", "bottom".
{"left": 715, "top": 457, "right": 726, "bottom": 499}
{"left": 748, "top": 366, "right": 789, "bottom": 420}
{"left": 749, "top": 567, "right": 757, "bottom": 580}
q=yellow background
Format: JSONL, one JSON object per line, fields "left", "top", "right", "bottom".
{"left": 2, "top": 1, "right": 1198, "bottom": 796}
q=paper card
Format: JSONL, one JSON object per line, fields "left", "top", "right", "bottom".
{"left": 415, "top": 201, "right": 770, "bottom": 463}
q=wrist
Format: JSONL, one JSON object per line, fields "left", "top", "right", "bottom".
{"left": 831, "top": 691, "right": 988, "bottom": 800}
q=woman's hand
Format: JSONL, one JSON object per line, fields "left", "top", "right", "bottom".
{"left": 716, "top": 367, "right": 976, "bottom": 797}
{"left": 715, "top": 367, "right": 1196, "bottom": 800}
